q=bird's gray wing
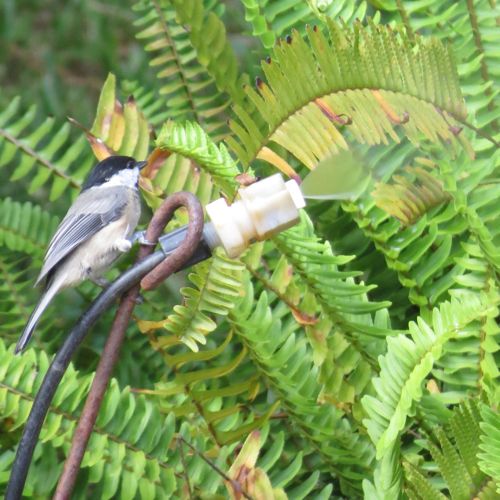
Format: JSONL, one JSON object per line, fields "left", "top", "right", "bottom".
{"left": 36, "top": 187, "right": 128, "bottom": 285}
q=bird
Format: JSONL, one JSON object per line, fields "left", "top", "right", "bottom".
{"left": 15, "top": 155, "right": 147, "bottom": 354}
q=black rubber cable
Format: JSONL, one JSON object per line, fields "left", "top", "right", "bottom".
{"left": 5, "top": 250, "right": 166, "bottom": 500}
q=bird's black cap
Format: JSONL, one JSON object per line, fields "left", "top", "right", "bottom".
{"left": 81, "top": 156, "right": 147, "bottom": 191}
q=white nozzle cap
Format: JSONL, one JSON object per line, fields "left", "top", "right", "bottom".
{"left": 206, "top": 174, "right": 305, "bottom": 258}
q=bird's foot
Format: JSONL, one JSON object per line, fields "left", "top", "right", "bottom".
{"left": 130, "top": 231, "right": 157, "bottom": 247}
{"left": 116, "top": 238, "right": 133, "bottom": 253}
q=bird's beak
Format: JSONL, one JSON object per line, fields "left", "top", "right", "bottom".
{"left": 135, "top": 160, "right": 148, "bottom": 170}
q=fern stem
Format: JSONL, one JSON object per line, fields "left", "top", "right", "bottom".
{"left": 0, "top": 128, "right": 81, "bottom": 189}
{"left": 178, "top": 436, "right": 252, "bottom": 500}
{"left": 457, "top": 118, "right": 500, "bottom": 148}
{"left": 396, "top": 0, "right": 415, "bottom": 43}
{"left": 178, "top": 437, "right": 193, "bottom": 499}
{"left": 245, "top": 264, "right": 316, "bottom": 323}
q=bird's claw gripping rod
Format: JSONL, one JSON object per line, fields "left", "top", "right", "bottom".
{"left": 6, "top": 192, "right": 205, "bottom": 500}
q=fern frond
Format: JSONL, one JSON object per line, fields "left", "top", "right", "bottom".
{"left": 0, "top": 198, "right": 58, "bottom": 259}
{"left": 0, "top": 339, "right": 177, "bottom": 498}
{"left": 156, "top": 120, "right": 241, "bottom": 197}
{"left": 122, "top": 80, "right": 170, "bottom": 128}
{"left": 231, "top": 275, "right": 374, "bottom": 496}
{"left": 0, "top": 252, "right": 41, "bottom": 340}
{"left": 90, "top": 73, "right": 150, "bottom": 161}
{"left": 133, "top": 0, "right": 240, "bottom": 139}
{"left": 478, "top": 405, "right": 500, "bottom": 492}
{"left": 274, "top": 212, "right": 391, "bottom": 334}
{"left": 227, "top": 20, "right": 468, "bottom": 170}
{"left": 372, "top": 163, "right": 451, "bottom": 225}
{"left": 0, "top": 97, "right": 89, "bottom": 200}
{"left": 270, "top": 212, "right": 394, "bottom": 408}
{"left": 138, "top": 250, "right": 244, "bottom": 351}
{"left": 241, "top": 0, "right": 368, "bottom": 49}
{"left": 362, "top": 294, "right": 492, "bottom": 458}
{"left": 362, "top": 443, "right": 403, "bottom": 500}
{"left": 170, "top": 0, "right": 244, "bottom": 105}
{"left": 390, "top": 0, "right": 499, "bottom": 135}
{"left": 403, "top": 462, "right": 447, "bottom": 500}
{"left": 403, "top": 399, "right": 495, "bottom": 499}
{"left": 340, "top": 143, "right": 499, "bottom": 309}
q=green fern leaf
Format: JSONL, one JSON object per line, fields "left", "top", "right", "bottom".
{"left": 90, "top": 73, "right": 150, "bottom": 161}
{"left": 156, "top": 120, "right": 241, "bottom": 197}
{"left": 140, "top": 250, "right": 244, "bottom": 351}
{"left": 231, "top": 275, "right": 374, "bottom": 495}
{"left": 0, "top": 97, "right": 89, "bottom": 200}
{"left": 228, "top": 20, "right": 468, "bottom": 171}
{"left": 362, "top": 294, "right": 491, "bottom": 458}
{"left": 403, "top": 399, "right": 495, "bottom": 499}
{"left": 0, "top": 339, "right": 177, "bottom": 498}
{"left": 134, "top": 0, "right": 241, "bottom": 139}
{"left": 478, "top": 405, "right": 500, "bottom": 492}
{"left": 403, "top": 462, "right": 447, "bottom": 500}
{"left": 0, "top": 198, "right": 59, "bottom": 259}
{"left": 372, "top": 163, "right": 451, "bottom": 225}
{"left": 242, "top": 0, "right": 368, "bottom": 49}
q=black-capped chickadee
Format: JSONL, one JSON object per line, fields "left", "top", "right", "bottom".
{"left": 16, "top": 155, "right": 147, "bottom": 354}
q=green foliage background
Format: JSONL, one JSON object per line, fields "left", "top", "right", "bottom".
{"left": 0, "top": 0, "right": 499, "bottom": 498}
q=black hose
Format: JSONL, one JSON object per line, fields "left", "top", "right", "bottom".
{"left": 5, "top": 250, "right": 166, "bottom": 500}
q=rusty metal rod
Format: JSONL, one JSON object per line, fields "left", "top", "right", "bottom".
{"left": 54, "top": 192, "right": 204, "bottom": 499}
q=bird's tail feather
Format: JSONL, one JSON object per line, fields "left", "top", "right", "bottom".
{"left": 15, "top": 276, "right": 64, "bottom": 354}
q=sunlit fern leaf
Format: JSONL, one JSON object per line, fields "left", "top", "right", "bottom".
{"left": 0, "top": 339, "right": 177, "bottom": 498}
{"left": 372, "top": 163, "right": 451, "bottom": 225}
{"left": 155, "top": 120, "right": 240, "bottom": 196}
{"left": 242, "top": 0, "right": 369, "bottom": 49}
{"left": 137, "top": 250, "right": 244, "bottom": 351}
{"left": 142, "top": 120, "right": 241, "bottom": 211}
{"left": 0, "top": 96, "right": 89, "bottom": 200}
{"left": 362, "top": 294, "right": 491, "bottom": 459}
{"left": 227, "top": 19, "right": 469, "bottom": 172}
{"left": 89, "top": 73, "right": 150, "bottom": 161}
{"left": 478, "top": 405, "right": 500, "bottom": 492}
{"left": 363, "top": 442, "right": 405, "bottom": 500}
{"left": 142, "top": 152, "right": 217, "bottom": 211}
{"left": 0, "top": 198, "right": 59, "bottom": 260}
{"left": 133, "top": 0, "right": 241, "bottom": 139}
